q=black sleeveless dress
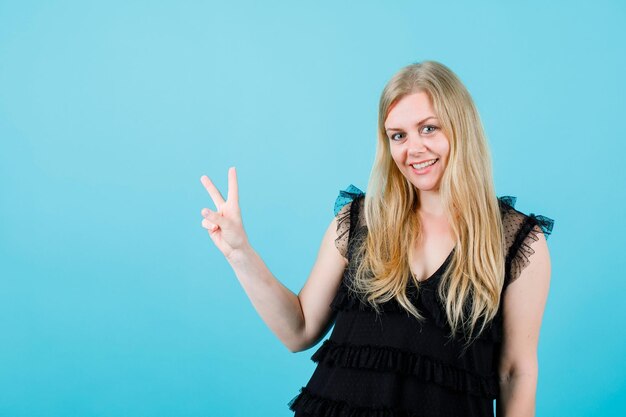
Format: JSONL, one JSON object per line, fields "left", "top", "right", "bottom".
{"left": 288, "top": 184, "right": 555, "bottom": 417}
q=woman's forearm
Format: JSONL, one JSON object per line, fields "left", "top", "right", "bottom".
{"left": 496, "top": 372, "right": 538, "bottom": 417}
{"left": 226, "top": 243, "right": 306, "bottom": 352}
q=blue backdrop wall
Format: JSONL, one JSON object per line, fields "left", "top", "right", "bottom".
{"left": 1, "top": 1, "right": 624, "bottom": 416}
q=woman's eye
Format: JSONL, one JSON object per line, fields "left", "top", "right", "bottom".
{"left": 389, "top": 126, "right": 437, "bottom": 141}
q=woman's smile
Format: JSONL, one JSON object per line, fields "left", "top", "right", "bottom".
{"left": 410, "top": 158, "right": 439, "bottom": 174}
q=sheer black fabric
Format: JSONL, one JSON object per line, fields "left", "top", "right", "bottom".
{"left": 498, "top": 196, "right": 554, "bottom": 287}
{"left": 333, "top": 184, "right": 368, "bottom": 261}
{"left": 288, "top": 185, "right": 555, "bottom": 417}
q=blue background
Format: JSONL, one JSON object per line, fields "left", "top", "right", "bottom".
{"left": 1, "top": 1, "right": 624, "bottom": 416}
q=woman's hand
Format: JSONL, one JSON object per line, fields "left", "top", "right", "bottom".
{"left": 200, "top": 167, "right": 249, "bottom": 260}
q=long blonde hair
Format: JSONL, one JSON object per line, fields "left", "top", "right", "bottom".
{"left": 350, "top": 60, "right": 505, "bottom": 348}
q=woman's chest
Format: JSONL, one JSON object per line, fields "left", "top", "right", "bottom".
{"left": 410, "top": 219, "right": 455, "bottom": 282}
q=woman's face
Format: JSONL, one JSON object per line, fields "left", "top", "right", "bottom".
{"left": 384, "top": 91, "right": 450, "bottom": 193}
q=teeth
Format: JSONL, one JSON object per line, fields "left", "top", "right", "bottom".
{"left": 412, "top": 159, "right": 437, "bottom": 169}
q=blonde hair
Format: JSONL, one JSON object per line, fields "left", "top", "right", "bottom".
{"left": 350, "top": 60, "right": 505, "bottom": 349}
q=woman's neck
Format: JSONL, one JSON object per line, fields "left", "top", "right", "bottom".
{"left": 417, "top": 189, "right": 445, "bottom": 217}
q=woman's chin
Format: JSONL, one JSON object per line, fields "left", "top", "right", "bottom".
{"left": 410, "top": 180, "right": 441, "bottom": 193}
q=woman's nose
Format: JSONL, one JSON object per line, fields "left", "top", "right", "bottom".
{"left": 407, "top": 132, "right": 427, "bottom": 153}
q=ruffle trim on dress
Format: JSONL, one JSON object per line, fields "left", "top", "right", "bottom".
{"left": 310, "top": 339, "right": 499, "bottom": 398}
{"left": 288, "top": 386, "right": 431, "bottom": 417}
{"left": 334, "top": 184, "right": 366, "bottom": 216}
{"left": 334, "top": 184, "right": 366, "bottom": 260}
{"left": 497, "top": 195, "right": 554, "bottom": 239}
{"left": 498, "top": 195, "right": 555, "bottom": 287}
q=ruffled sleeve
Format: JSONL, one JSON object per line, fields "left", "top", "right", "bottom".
{"left": 333, "top": 184, "right": 365, "bottom": 260}
{"left": 498, "top": 196, "right": 555, "bottom": 288}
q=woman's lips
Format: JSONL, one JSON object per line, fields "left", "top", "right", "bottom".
{"left": 410, "top": 158, "right": 438, "bottom": 174}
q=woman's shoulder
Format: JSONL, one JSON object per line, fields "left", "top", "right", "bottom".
{"left": 497, "top": 195, "right": 555, "bottom": 286}
{"left": 333, "top": 184, "right": 366, "bottom": 260}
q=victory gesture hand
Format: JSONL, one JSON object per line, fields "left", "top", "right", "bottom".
{"left": 200, "top": 167, "right": 249, "bottom": 260}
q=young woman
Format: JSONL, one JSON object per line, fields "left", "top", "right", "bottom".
{"left": 199, "top": 60, "right": 554, "bottom": 417}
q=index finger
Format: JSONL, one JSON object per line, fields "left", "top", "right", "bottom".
{"left": 200, "top": 174, "right": 226, "bottom": 209}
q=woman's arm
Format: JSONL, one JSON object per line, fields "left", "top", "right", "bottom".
{"left": 497, "top": 226, "right": 552, "bottom": 417}
{"left": 226, "top": 217, "right": 347, "bottom": 353}
{"left": 199, "top": 170, "right": 347, "bottom": 353}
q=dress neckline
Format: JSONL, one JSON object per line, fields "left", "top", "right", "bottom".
{"left": 411, "top": 247, "right": 456, "bottom": 286}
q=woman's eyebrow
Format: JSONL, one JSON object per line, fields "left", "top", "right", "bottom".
{"left": 385, "top": 116, "right": 438, "bottom": 132}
